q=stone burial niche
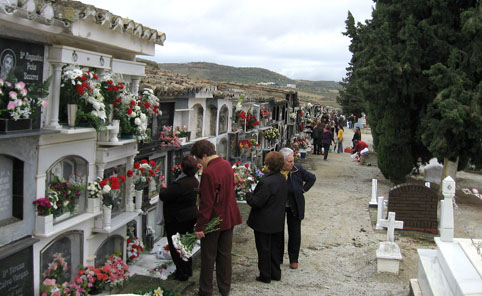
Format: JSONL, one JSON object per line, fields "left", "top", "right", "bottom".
{"left": 94, "top": 234, "right": 124, "bottom": 267}
{"left": 40, "top": 231, "right": 83, "bottom": 286}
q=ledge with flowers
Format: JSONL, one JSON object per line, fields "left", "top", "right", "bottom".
{"left": 0, "top": 74, "right": 50, "bottom": 133}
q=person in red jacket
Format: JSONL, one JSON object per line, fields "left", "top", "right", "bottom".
{"left": 352, "top": 139, "right": 369, "bottom": 156}
{"left": 192, "top": 140, "right": 242, "bottom": 296}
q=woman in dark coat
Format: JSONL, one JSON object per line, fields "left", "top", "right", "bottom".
{"left": 246, "top": 151, "right": 288, "bottom": 283}
{"left": 159, "top": 155, "right": 199, "bottom": 281}
{"left": 321, "top": 124, "right": 334, "bottom": 160}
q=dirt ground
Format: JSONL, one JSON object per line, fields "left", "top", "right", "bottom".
{"left": 183, "top": 128, "right": 482, "bottom": 296}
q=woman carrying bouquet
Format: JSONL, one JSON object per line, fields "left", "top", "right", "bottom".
{"left": 246, "top": 151, "right": 288, "bottom": 283}
{"left": 159, "top": 155, "right": 199, "bottom": 281}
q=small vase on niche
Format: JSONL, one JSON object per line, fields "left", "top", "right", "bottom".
{"left": 110, "top": 120, "right": 120, "bottom": 142}
{"left": 36, "top": 214, "right": 53, "bottom": 234}
{"left": 103, "top": 205, "right": 112, "bottom": 230}
{"left": 67, "top": 104, "right": 78, "bottom": 128}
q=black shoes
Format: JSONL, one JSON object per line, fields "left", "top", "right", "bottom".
{"left": 256, "top": 276, "right": 271, "bottom": 283}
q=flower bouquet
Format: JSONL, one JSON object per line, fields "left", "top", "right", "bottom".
{"left": 126, "top": 237, "right": 144, "bottom": 264}
{"left": 263, "top": 128, "right": 280, "bottom": 140}
{"left": 244, "top": 112, "right": 259, "bottom": 129}
{"left": 87, "top": 177, "right": 103, "bottom": 199}
{"left": 48, "top": 175, "right": 84, "bottom": 217}
{"left": 260, "top": 106, "right": 270, "bottom": 119}
{"left": 116, "top": 91, "right": 149, "bottom": 141}
{"left": 99, "top": 175, "right": 126, "bottom": 208}
{"left": 149, "top": 264, "right": 169, "bottom": 280}
{"left": 160, "top": 125, "right": 181, "bottom": 147}
{"left": 140, "top": 88, "right": 161, "bottom": 115}
{"left": 40, "top": 252, "right": 70, "bottom": 296}
{"left": 0, "top": 79, "right": 48, "bottom": 121}
{"left": 127, "top": 159, "right": 159, "bottom": 191}
{"left": 60, "top": 65, "right": 107, "bottom": 130}
{"left": 171, "top": 164, "right": 182, "bottom": 179}
{"left": 232, "top": 161, "right": 256, "bottom": 201}
{"left": 33, "top": 197, "right": 53, "bottom": 216}
{"left": 172, "top": 217, "right": 221, "bottom": 261}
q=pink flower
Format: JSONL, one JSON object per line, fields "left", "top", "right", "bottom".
{"left": 7, "top": 101, "right": 15, "bottom": 110}
{"left": 15, "top": 81, "right": 25, "bottom": 90}
{"left": 9, "top": 90, "right": 17, "bottom": 99}
{"left": 20, "top": 88, "right": 27, "bottom": 96}
{"left": 43, "top": 100, "right": 49, "bottom": 107}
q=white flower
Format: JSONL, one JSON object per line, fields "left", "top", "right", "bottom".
{"left": 93, "top": 101, "right": 101, "bottom": 110}
{"left": 140, "top": 113, "right": 147, "bottom": 121}
{"left": 134, "top": 118, "right": 142, "bottom": 126}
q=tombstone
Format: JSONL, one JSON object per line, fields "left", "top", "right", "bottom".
{"left": 95, "top": 235, "right": 124, "bottom": 267}
{"left": 412, "top": 176, "right": 482, "bottom": 295}
{"left": 375, "top": 196, "right": 385, "bottom": 230}
{"left": 369, "top": 179, "right": 378, "bottom": 208}
{"left": 0, "top": 237, "right": 37, "bottom": 296}
{"left": 387, "top": 183, "right": 438, "bottom": 233}
{"left": 40, "top": 231, "right": 83, "bottom": 284}
{"left": 376, "top": 212, "right": 403, "bottom": 274}
{"left": 423, "top": 158, "right": 443, "bottom": 184}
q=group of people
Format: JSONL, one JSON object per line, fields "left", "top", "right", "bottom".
{"left": 158, "top": 140, "right": 316, "bottom": 296}
{"left": 311, "top": 121, "right": 345, "bottom": 160}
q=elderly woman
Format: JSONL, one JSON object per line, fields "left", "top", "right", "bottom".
{"left": 159, "top": 155, "right": 199, "bottom": 281}
{"left": 246, "top": 151, "right": 288, "bottom": 283}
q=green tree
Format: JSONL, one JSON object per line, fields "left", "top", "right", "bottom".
{"left": 341, "top": 0, "right": 480, "bottom": 184}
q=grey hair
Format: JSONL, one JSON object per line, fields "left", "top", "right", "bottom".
{"left": 279, "top": 147, "right": 294, "bottom": 159}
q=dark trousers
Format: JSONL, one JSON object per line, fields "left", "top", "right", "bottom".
{"left": 322, "top": 143, "right": 330, "bottom": 160}
{"left": 314, "top": 142, "right": 322, "bottom": 155}
{"left": 165, "top": 219, "right": 196, "bottom": 279}
{"left": 284, "top": 207, "right": 301, "bottom": 264}
{"left": 199, "top": 228, "right": 233, "bottom": 296}
{"left": 254, "top": 230, "right": 283, "bottom": 281}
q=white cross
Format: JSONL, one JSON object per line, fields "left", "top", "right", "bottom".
{"left": 379, "top": 212, "right": 404, "bottom": 242}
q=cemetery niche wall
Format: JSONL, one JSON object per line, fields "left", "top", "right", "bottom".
{"left": 387, "top": 183, "right": 438, "bottom": 233}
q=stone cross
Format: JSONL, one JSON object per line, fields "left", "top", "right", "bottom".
{"left": 379, "top": 212, "right": 404, "bottom": 242}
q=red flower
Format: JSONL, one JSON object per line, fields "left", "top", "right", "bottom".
{"left": 149, "top": 170, "right": 155, "bottom": 176}
{"left": 149, "top": 160, "right": 156, "bottom": 167}
{"left": 108, "top": 86, "right": 115, "bottom": 91}
{"left": 81, "top": 82, "right": 89, "bottom": 88}
{"left": 141, "top": 159, "right": 148, "bottom": 164}
{"left": 99, "top": 180, "right": 107, "bottom": 188}
{"left": 127, "top": 170, "right": 134, "bottom": 177}
{"left": 127, "top": 107, "right": 133, "bottom": 115}
{"left": 119, "top": 175, "right": 126, "bottom": 183}
{"left": 76, "top": 84, "right": 85, "bottom": 95}
{"left": 140, "top": 168, "right": 145, "bottom": 172}
{"left": 144, "top": 102, "right": 151, "bottom": 108}
{"left": 245, "top": 163, "right": 249, "bottom": 168}
{"left": 118, "top": 83, "right": 124, "bottom": 89}
{"left": 133, "top": 162, "right": 140, "bottom": 169}
{"left": 92, "top": 73, "right": 98, "bottom": 80}
{"left": 110, "top": 176, "right": 119, "bottom": 183}
{"left": 81, "top": 75, "right": 87, "bottom": 81}
{"left": 130, "top": 100, "right": 136, "bottom": 106}
{"left": 107, "top": 80, "right": 113, "bottom": 85}
{"left": 111, "top": 181, "right": 120, "bottom": 190}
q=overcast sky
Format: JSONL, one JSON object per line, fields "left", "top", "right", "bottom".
{"left": 80, "top": 0, "right": 374, "bottom": 82}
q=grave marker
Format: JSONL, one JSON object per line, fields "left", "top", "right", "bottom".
{"left": 369, "top": 179, "right": 378, "bottom": 208}
{"left": 376, "top": 212, "right": 404, "bottom": 274}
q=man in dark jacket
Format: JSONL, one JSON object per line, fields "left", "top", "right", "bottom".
{"left": 246, "top": 151, "right": 287, "bottom": 283}
{"left": 311, "top": 123, "right": 323, "bottom": 155}
{"left": 279, "top": 148, "right": 316, "bottom": 269}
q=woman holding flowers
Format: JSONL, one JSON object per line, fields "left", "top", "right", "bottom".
{"left": 246, "top": 152, "right": 287, "bottom": 283}
{"left": 191, "top": 140, "right": 242, "bottom": 296}
{"left": 158, "top": 155, "right": 199, "bottom": 281}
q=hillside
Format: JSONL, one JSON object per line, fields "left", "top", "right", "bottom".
{"left": 150, "top": 61, "right": 341, "bottom": 101}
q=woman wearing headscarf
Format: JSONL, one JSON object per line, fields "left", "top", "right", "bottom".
{"left": 159, "top": 155, "right": 199, "bottom": 281}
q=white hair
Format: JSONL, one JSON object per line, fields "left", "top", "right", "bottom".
{"left": 279, "top": 147, "right": 294, "bottom": 159}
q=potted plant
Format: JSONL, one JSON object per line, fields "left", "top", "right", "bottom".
{"left": 115, "top": 91, "right": 149, "bottom": 142}
{"left": 87, "top": 177, "right": 103, "bottom": 213}
{"left": 48, "top": 175, "right": 84, "bottom": 221}
{"left": 175, "top": 125, "right": 189, "bottom": 144}
{"left": 99, "top": 175, "right": 126, "bottom": 230}
{"left": 32, "top": 197, "right": 54, "bottom": 234}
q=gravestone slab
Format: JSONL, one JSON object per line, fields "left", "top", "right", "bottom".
{"left": 0, "top": 237, "right": 38, "bottom": 296}
{"left": 388, "top": 183, "right": 438, "bottom": 233}
{"left": 424, "top": 163, "right": 443, "bottom": 184}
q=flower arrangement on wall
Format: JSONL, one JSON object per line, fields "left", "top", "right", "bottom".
{"left": 127, "top": 159, "right": 158, "bottom": 191}
{"left": 60, "top": 65, "right": 107, "bottom": 130}
{"left": 87, "top": 177, "right": 103, "bottom": 199}
{"left": 0, "top": 78, "right": 49, "bottom": 121}
{"left": 263, "top": 128, "right": 281, "bottom": 140}
{"left": 232, "top": 161, "right": 256, "bottom": 201}
{"left": 238, "top": 139, "right": 253, "bottom": 152}
{"left": 291, "top": 137, "right": 310, "bottom": 150}
{"left": 33, "top": 196, "right": 54, "bottom": 216}
{"left": 140, "top": 88, "right": 160, "bottom": 115}
{"left": 48, "top": 175, "right": 84, "bottom": 217}
{"left": 171, "top": 164, "right": 182, "bottom": 179}
{"left": 260, "top": 106, "right": 270, "bottom": 119}
{"left": 175, "top": 125, "right": 189, "bottom": 138}
{"left": 115, "top": 91, "right": 148, "bottom": 141}
{"left": 99, "top": 175, "right": 126, "bottom": 208}
{"left": 159, "top": 125, "right": 181, "bottom": 147}
{"left": 244, "top": 112, "right": 259, "bottom": 129}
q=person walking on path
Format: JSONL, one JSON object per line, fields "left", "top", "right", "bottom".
{"left": 311, "top": 123, "right": 323, "bottom": 155}
{"left": 279, "top": 148, "right": 316, "bottom": 270}
{"left": 337, "top": 125, "right": 344, "bottom": 154}
{"left": 159, "top": 155, "right": 199, "bottom": 281}
{"left": 246, "top": 152, "right": 288, "bottom": 283}
{"left": 191, "top": 140, "right": 242, "bottom": 296}
{"left": 321, "top": 124, "right": 334, "bottom": 160}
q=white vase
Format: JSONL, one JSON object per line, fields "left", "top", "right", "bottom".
{"left": 36, "top": 214, "right": 53, "bottom": 234}
{"left": 87, "top": 198, "right": 101, "bottom": 213}
{"left": 103, "top": 205, "right": 112, "bottom": 230}
{"left": 110, "top": 120, "right": 119, "bottom": 142}
{"left": 135, "top": 190, "right": 143, "bottom": 211}
{"left": 126, "top": 193, "right": 135, "bottom": 212}
{"left": 178, "top": 137, "right": 186, "bottom": 144}
{"left": 97, "top": 129, "right": 109, "bottom": 142}
{"left": 67, "top": 104, "right": 78, "bottom": 128}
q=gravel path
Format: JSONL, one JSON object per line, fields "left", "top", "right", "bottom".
{"left": 182, "top": 128, "right": 482, "bottom": 296}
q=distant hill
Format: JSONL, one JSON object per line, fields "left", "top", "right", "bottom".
{"left": 153, "top": 62, "right": 341, "bottom": 101}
